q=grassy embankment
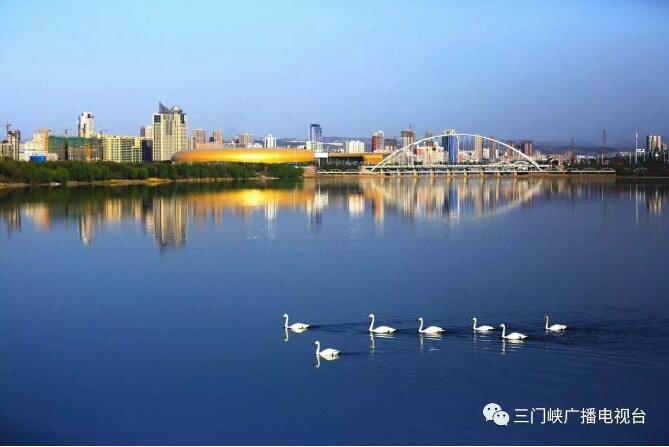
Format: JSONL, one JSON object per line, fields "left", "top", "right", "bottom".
{"left": 0, "top": 159, "right": 304, "bottom": 187}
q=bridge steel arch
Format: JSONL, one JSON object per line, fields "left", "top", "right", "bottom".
{"left": 366, "top": 133, "right": 544, "bottom": 173}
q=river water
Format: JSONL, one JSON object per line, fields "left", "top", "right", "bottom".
{"left": 0, "top": 177, "right": 668, "bottom": 445}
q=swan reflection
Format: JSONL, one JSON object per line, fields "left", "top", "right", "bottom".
{"left": 501, "top": 338, "right": 526, "bottom": 355}
{"left": 419, "top": 332, "right": 443, "bottom": 352}
{"left": 314, "top": 354, "right": 339, "bottom": 368}
{"left": 369, "top": 332, "right": 395, "bottom": 353}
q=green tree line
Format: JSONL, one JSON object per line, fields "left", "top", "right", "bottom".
{"left": 0, "top": 160, "right": 304, "bottom": 185}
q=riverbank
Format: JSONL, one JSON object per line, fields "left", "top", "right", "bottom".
{"left": 314, "top": 170, "right": 669, "bottom": 179}
{"left": 0, "top": 176, "right": 285, "bottom": 190}
{"left": 314, "top": 171, "right": 620, "bottom": 178}
{"left": 0, "top": 159, "right": 304, "bottom": 188}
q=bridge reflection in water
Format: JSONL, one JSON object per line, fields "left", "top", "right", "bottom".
{"left": 0, "top": 177, "right": 666, "bottom": 250}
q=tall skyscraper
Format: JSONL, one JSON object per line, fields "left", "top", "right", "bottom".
{"left": 647, "top": 134, "right": 662, "bottom": 151}
{"left": 521, "top": 140, "right": 534, "bottom": 157}
{"left": 152, "top": 103, "right": 188, "bottom": 161}
{"left": 309, "top": 124, "right": 323, "bottom": 152}
{"left": 487, "top": 136, "right": 498, "bottom": 163}
{"left": 424, "top": 130, "right": 435, "bottom": 147}
{"left": 212, "top": 130, "right": 223, "bottom": 144}
{"left": 237, "top": 133, "right": 253, "bottom": 148}
{"left": 443, "top": 129, "right": 458, "bottom": 164}
{"left": 1, "top": 129, "right": 21, "bottom": 160}
{"left": 143, "top": 125, "right": 153, "bottom": 141}
{"left": 384, "top": 137, "right": 397, "bottom": 153}
{"left": 473, "top": 135, "right": 483, "bottom": 160}
{"left": 505, "top": 140, "right": 517, "bottom": 159}
{"left": 371, "top": 130, "right": 384, "bottom": 153}
{"left": 264, "top": 134, "right": 277, "bottom": 148}
{"left": 193, "top": 128, "right": 207, "bottom": 145}
{"left": 77, "top": 112, "right": 95, "bottom": 138}
{"left": 400, "top": 128, "right": 415, "bottom": 149}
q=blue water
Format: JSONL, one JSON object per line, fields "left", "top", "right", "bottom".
{"left": 0, "top": 177, "right": 668, "bottom": 445}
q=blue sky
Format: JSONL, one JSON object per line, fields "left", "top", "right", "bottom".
{"left": 1, "top": 0, "right": 668, "bottom": 145}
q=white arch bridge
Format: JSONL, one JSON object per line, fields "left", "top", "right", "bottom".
{"left": 361, "top": 133, "right": 548, "bottom": 175}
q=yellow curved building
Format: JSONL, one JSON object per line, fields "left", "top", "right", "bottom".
{"left": 172, "top": 148, "right": 315, "bottom": 164}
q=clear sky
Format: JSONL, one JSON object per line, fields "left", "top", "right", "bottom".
{"left": 2, "top": 0, "right": 668, "bottom": 145}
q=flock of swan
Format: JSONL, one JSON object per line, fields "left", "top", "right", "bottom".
{"left": 283, "top": 313, "right": 568, "bottom": 359}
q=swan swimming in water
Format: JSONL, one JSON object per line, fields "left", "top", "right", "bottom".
{"left": 314, "top": 340, "right": 339, "bottom": 358}
{"left": 472, "top": 317, "right": 494, "bottom": 332}
{"left": 283, "top": 314, "right": 310, "bottom": 331}
{"left": 417, "top": 317, "right": 444, "bottom": 335}
{"left": 499, "top": 323, "right": 527, "bottom": 340}
{"left": 368, "top": 313, "right": 397, "bottom": 334}
{"left": 544, "top": 315, "right": 567, "bottom": 332}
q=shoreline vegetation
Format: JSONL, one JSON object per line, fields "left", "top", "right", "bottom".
{"left": 0, "top": 160, "right": 304, "bottom": 188}
{"left": 2, "top": 159, "right": 669, "bottom": 189}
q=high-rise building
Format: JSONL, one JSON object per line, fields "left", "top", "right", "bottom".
{"left": 237, "top": 133, "right": 253, "bottom": 148}
{"left": 309, "top": 124, "right": 323, "bottom": 152}
{"left": 192, "top": 128, "right": 207, "bottom": 146}
{"left": 1, "top": 129, "right": 20, "bottom": 160}
{"left": 23, "top": 129, "right": 49, "bottom": 152}
{"left": 443, "top": 129, "right": 458, "bottom": 164}
{"left": 77, "top": 112, "right": 95, "bottom": 138}
{"left": 371, "top": 130, "right": 384, "bottom": 153}
{"left": 424, "top": 130, "right": 435, "bottom": 147}
{"left": 99, "top": 135, "right": 134, "bottom": 163}
{"left": 264, "top": 134, "right": 277, "bottom": 148}
{"left": 212, "top": 130, "right": 223, "bottom": 144}
{"left": 152, "top": 102, "right": 188, "bottom": 161}
{"left": 142, "top": 125, "right": 153, "bottom": 141}
{"left": 473, "top": 135, "right": 483, "bottom": 160}
{"left": 521, "top": 140, "right": 534, "bottom": 157}
{"left": 505, "top": 140, "right": 517, "bottom": 159}
{"left": 345, "top": 140, "right": 365, "bottom": 153}
{"left": 487, "top": 136, "right": 498, "bottom": 163}
{"left": 647, "top": 134, "right": 662, "bottom": 152}
{"left": 384, "top": 137, "right": 397, "bottom": 153}
{"left": 401, "top": 128, "right": 415, "bottom": 152}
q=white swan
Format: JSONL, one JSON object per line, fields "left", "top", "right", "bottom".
{"left": 283, "top": 313, "right": 310, "bottom": 331}
{"left": 499, "top": 323, "right": 527, "bottom": 340}
{"left": 314, "top": 340, "right": 339, "bottom": 358}
{"left": 368, "top": 313, "right": 396, "bottom": 334}
{"left": 472, "top": 317, "right": 494, "bottom": 332}
{"left": 544, "top": 315, "right": 567, "bottom": 331}
{"left": 417, "top": 317, "right": 444, "bottom": 335}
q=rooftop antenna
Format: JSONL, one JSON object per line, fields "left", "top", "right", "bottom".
{"left": 602, "top": 129, "right": 607, "bottom": 148}
{"left": 635, "top": 131, "right": 638, "bottom": 164}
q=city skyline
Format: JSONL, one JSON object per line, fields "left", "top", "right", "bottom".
{"left": 2, "top": 0, "right": 668, "bottom": 146}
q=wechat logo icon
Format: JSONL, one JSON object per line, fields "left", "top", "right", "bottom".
{"left": 483, "top": 403, "right": 509, "bottom": 427}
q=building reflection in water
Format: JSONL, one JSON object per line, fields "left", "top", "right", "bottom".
{"left": 153, "top": 196, "right": 188, "bottom": 250}
{"left": 0, "top": 177, "right": 667, "bottom": 250}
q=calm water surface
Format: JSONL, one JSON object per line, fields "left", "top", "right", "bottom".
{"left": 0, "top": 177, "right": 668, "bottom": 445}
